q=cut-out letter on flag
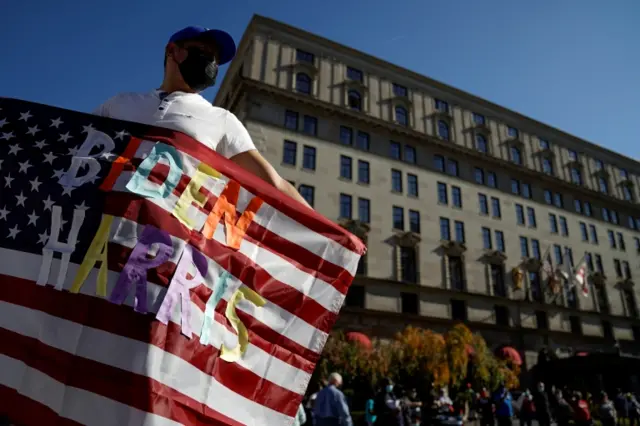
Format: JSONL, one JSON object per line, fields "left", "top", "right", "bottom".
{"left": 156, "top": 245, "right": 208, "bottom": 338}
{"left": 37, "top": 206, "right": 86, "bottom": 290}
{"left": 70, "top": 214, "right": 114, "bottom": 297}
{"left": 126, "top": 143, "right": 183, "bottom": 199}
{"left": 109, "top": 225, "right": 174, "bottom": 313}
{"left": 200, "top": 271, "right": 231, "bottom": 346}
{"left": 202, "top": 180, "right": 264, "bottom": 249}
{"left": 173, "top": 162, "right": 221, "bottom": 230}
{"left": 220, "top": 286, "right": 266, "bottom": 363}
{"left": 59, "top": 129, "right": 115, "bottom": 188}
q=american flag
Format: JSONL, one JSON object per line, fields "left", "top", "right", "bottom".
{"left": 0, "top": 97, "right": 365, "bottom": 426}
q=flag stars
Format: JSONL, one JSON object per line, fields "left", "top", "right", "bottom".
{"left": 19, "top": 111, "right": 33, "bottom": 121}
{"left": 1, "top": 131, "right": 15, "bottom": 141}
{"left": 101, "top": 151, "right": 116, "bottom": 160}
{"left": 29, "top": 177, "right": 42, "bottom": 192}
{"left": 43, "top": 152, "right": 57, "bottom": 164}
{"left": 75, "top": 201, "right": 89, "bottom": 211}
{"left": 38, "top": 231, "right": 49, "bottom": 245}
{"left": 4, "top": 174, "right": 14, "bottom": 188}
{"left": 26, "top": 125, "right": 40, "bottom": 136}
{"left": 15, "top": 192, "right": 27, "bottom": 207}
{"left": 8, "top": 144, "right": 22, "bottom": 156}
{"left": 58, "top": 132, "right": 72, "bottom": 142}
{"left": 34, "top": 140, "right": 47, "bottom": 149}
{"left": 50, "top": 117, "right": 63, "bottom": 128}
{"left": 18, "top": 160, "right": 32, "bottom": 174}
{"left": 82, "top": 124, "right": 95, "bottom": 133}
{"left": 61, "top": 185, "right": 74, "bottom": 197}
{"left": 67, "top": 146, "right": 78, "bottom": 156}
{"left": 0, "top": 118, "right": 7, "bottom": 128}
{"left": 114, "top": 130, "right": 129, "bottom": 140}
{"left": 0, "top": 207, "right": 9, "bottom": 221}
{"left": 27, "top": 210, "right": 39, "bottom": 227}
{"left": 43, "top": 196, "right": 55, "bottom": 211}
{"left": 7, "top": 225, "right": 21, "bottom": 239}
{"left": 52, "top": 169, "right": 64, "bottom": 180}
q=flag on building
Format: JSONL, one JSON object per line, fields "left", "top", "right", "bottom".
{"left": 573, "top": 255, "right": 589, "bottom": 297}
{"left": 0, "top": 97, "right": 366, "bottom": 426}
{"left": 540, "top": 246, "right": 559, "bottom": 294}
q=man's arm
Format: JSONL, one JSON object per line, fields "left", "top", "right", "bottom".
{"left": 337, "top": 391, "right": 353, "bottom": 426}
{"left": 230, "top": 149, "right": 312, "bottom": 209}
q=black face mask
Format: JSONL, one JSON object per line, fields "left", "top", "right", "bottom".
{"left": 178, "top": 48, "right": 219, "bottom": 92}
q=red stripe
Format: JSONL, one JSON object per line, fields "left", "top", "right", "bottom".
{"left": 102, "top": 196, "right": 339, "bottom": 336}
{"left": 0, "top": 384, "right": 84, "bottom": 426}
{"left": 1, "top": 329, "right": 237, "bottom": 426}
{"left": 113, "top": 125, "right": 366, "bottom": 255}
{"left": 0, "top": 277, "right": 306, "bottom": 417}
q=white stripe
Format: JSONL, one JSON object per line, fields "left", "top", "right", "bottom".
{"left": 0, "top": 353, "right": 181, "bottom": 426}
{"left": 111, "top": 216, "right": 329, "bottom": 354}
{"left": 0, "top": 303, "right": 293, "bottom": 426}
{"left": 0, "top": 247, "right": 312, "bottom": 395}
{"left": 112, "top": 173, "right": 347, "bottom": 315}
{"left": 121, "top": 146, "right": 362, "bottom": 275}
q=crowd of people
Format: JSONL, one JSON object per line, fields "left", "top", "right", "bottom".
{"left": 293, "top": 373, "right": 640, "bottom": 426}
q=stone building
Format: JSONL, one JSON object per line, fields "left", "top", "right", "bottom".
{"left": 214, "top": 15, "right": 640, "bottom": 372}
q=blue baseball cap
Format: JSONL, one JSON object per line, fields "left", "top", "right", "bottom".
{"left": 169, "top": 26, "right": 237, "bottom": 65}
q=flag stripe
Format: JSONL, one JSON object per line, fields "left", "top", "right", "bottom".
{"left": 0, "top": 384, "right": 85, "bottom": 426}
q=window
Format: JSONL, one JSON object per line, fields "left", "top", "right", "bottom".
{"left": 522, "top": 183, "right": 532, "bottom": 199}
{"left": 553, "top": 244, "right": 563, "bottom": 265}
{"left": 510, "top": 146, "right": 522, "bottom": 165}
{"left": 482, "top": 227, "right": 492, "bottom": 249}
{"left": 475, "top": 134, "right": 488, "bottom": 153}
{"left": 340, "top": 155, "right": 352, "bottom": 180}
{"left": 623, "top": 261, "right": 632, "bottom": 279}
{"left": 347, "top": 90, "right": 362, "bottom": 111}
{"left": 391, "top": 169, "right": 402, "bottom": 192}
{"left": 302, "top": 146, "right": 316, "bottom": 170}
{"left": 531, "top": 273, "right": 544, "bottom": 303}
{"left": 407, "top": 174, "right": 418, "bottom": 197}
{"left": 595, "top": 159, "right": 604, "bottom": 170}
{"left": 542, "top": 158, "right": 554, "bottom": 175}
{"left": 475, "top": 167, "right": 485, "bottom": 184}
{"left": 618, "top": 232, "right": 626, "bottom": 251}
{"left": 511, "top": 179, "right": 521, "bottom": 195}
{"left": 597, "top": 285, "right": 609, "bottom": 314}
{"left": 487, "top": 197, "right": 499, "bottom": 218}
{"left": 401, "top": 292, "right": 419, "bottom": 314}
{"left": 451, "top": 186, "right": 462, "bottom": 208}
{"left": 393, "top": 83, "right": 408, "bottom": 97}
{"left": 508, "top": 127, "right": 519, "bottom": 138}
{"left": 440, "top": 217, "right": 451, "bottom": 240}
{"left": 449, "top": 257, "right": 465, "bottom": 291}
{"left": 354, "top": 131, "right": 369, "bottom": 151}
{"left": 589, "top": 225, "right": 599, "bottom": 244}
{"left": 544, "top": 190, "right": 552, "bottom": 205}
{"left": 447, "top": 159, "right": 459, "bottom": 177}
{"left": 285, "top": 110, "right": 298, "bottom": 130}
{"left": 473, "top": 113, "right": 485, "bottom": 125}
{"left": 340, "top": 126, "right": 353, "bottom": 145}
{"left": 531, "top": 239, "right": 541, "bottom": 259}
{"left": 602, "top": 321, "right": 614, "bottom": 340}
{"left": 611, "top": 210, "right": 619, "bottom": 225}
{"left": 516, "top": 204, "right": 525, "bottom": 225}
{"left": 299, "top": 185, "right": 315, "bottom": 207}
{"left": 451, "top": 300, "right": 467, "bottom": 321}
{"left": 303, "top": 115, "right": 317, "bottom": 136}
{"left": 621, "top": 168, "right": 629, "bottom": 180}
{"left": 295, "top": 73, "right": 312, "bottom": 94}
{"left": 584, "top": 202, "right": 592, "bottom": 216}
{"left": 539, "top": 139, "right": 550, "bottom": 150}
{"left": 358, "top": 198, "right": 370, "bottom": 223}
{"left": 571, "top": 167, "right": 583, "bottom": 185}
{"left": 549, "top": 214, "right": 558, "bottom": 233}
{"left": 296, "top": 49, "right": 314, "bottom": 63}
{"left": 344, "top": 285, "right": 364, "bottom": 307}
{"left": 624, "top": 288, "right": 638, "bottom": 318}
{"left": 400, "top": 248, "right": 418, "bottom": 284}
{"left": 495, "top": 306, "right": 510, "bottom": 326}
{"left": 479, "top": 194, "right": 488, "bottom": 215}
{"left": 574, "top": 199, "right": 583, "bottom": 214}
{"left": 586, "top": 253, "right": 594, "bottom": 271}
{"left": 520, "top": 236, "right": 529, "bottom": 258}
{"left": 433, "top": 154, "right": 445, "bottom": 172}
{"left": 595, "top": 254, "right": 604, "bottom": 272}
{"left": 566, "top": 247, "right": 574, "bottom": 266}
{"left": 409, "top": 210, "right": 420, "bottom": 233}
{"left": 435, "top": 99, "right": 449, "bottom": 112}
{"left": 623, "top": 186, "right": 634, "bottom": 201}
{"left": 568, "top": 150, "right": 578, "bottom": 161}
{"left": 569, "top": 316, "right": 582, "bottom": 335}
{"left": 492, "top": 265, "right": 507, "bottom": 297}
{"left": 390, "top": 141, "right": 401, "bottom": 160}
{"left": 636, "top": 237, "right": 640, "bottom": 253}
{"left": 580, "top": 222, "right": 588, "bottom": 241}
{"left": 339, "top": 194, "right": 352, "bottom": 219}
{"left": 608, "top": 230, "right": 617, "bottom": 249}
{"left": 438, "top": 120, "right": 450, "bottom": 140}
{"left": 554, "top": 193, "right": 564, "bottom": 208}
{"left": 487, "top": 172, "right": 498, "bottom": 188}
{"left": 393, "top": 206, "right": 404, "bottom": 230}
{"left": 438, "top": 182, "right": 448, "bottom": 204}
{"left": 347, "top": 66, "right": 363, "bottom": 82}
{"left": 283, "top": 140, "right": 297, "bottom": 165}
{"left": 495, "top": 231, "right": 505, "bottom": 252}
{"left": 527, "top": 207, "right": 537, "bottom": 228}
{"left": 395, "top": 106, "right": 408, "bottom": 126}
{"left": 404, "top": 145, "right": 416, "bottom": 164}
{"left": 598, "top": 177, "right": 609, "bottom": 194}
{"left": 357, "top": 160, "right": 370, "bottom": 184}
{"left": 630, "top": 216, "right": 637, "bottom": 230}
{"left": 454, "top": 221, "right": 465, "bottom": 243}
{"left": 535, "top": 311, "right": 549, "bottom": 329}
{"left": 559, "top": 217, "right": 569, "bottom": 236}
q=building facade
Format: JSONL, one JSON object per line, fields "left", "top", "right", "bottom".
{"left": 214, "top": 15, "right": 640, "bottom": 370}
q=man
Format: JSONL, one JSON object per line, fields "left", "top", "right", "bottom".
{"left": 533, "top": 381, "right": 552, "bottom": 426}
{"left": 374, "top": 378, "right": 403, "bottom": 426}
{"left": 312, "top": 372, "right": 352, "bottom": 426}
{"left": 493, "top": 384, "right": 513, "bottom": 426}
{"left": 94, "top": 26, "right": 311, "bottom": 208}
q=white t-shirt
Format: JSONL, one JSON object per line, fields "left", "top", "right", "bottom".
{"left": 93, "top": 90, "right": 255, "bottom": 159}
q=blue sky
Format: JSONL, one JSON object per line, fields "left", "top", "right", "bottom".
{"left": 1, "top": 0, "right": 638, "bottom": 158}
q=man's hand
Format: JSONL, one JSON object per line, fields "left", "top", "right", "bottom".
{"left": 230, "top": 150, "right": 313, "bottom": 209}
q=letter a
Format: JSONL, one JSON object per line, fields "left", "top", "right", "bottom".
{"left": 70, "top": 214, "right": 114, "bottom": 297}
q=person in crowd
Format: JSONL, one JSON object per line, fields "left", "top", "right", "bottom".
{"left": 312, "top": 372, "right": 352, "bottom": 426}
{"left": 364, "top": 385, "right": 377, "bottom": 426}
{"left": 493, "top": 384, "right": 514, "bottom": 426}
{"left": 533, "top": 381, "right": 552, "bottom": 426}
{"left": 599, "top": 392, "right": 618, "bottom": 426}
{"left": 615, "top": 389, "right": 627, "bottom": 425}
{"left": 554, "top": 390, "right": 574, "bottom": 426}
{"left": 373, "top": 378, "right": 404, "bottom": 426}
{"left": 401, "top": 388, "right": 423, "bottom": 426}
{"left": 293, "top": 403, "right": 307, "bottom": 426}
{"left": 571, "top": 391, "right": 592, "bottom": 426}
{"left": 627, "top": 393, "right": 640, "bottom": 426}
{"left": 435, "top": 387, "right": 453, "bottom": 410}
{"left": 477, "top": 387, "right": 495, "bottom": 426}
{"left": 519, "top": 390, "right": 536, "bottom": 426}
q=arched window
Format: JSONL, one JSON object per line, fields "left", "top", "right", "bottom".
{"left": 476, "top": 134, "right": 488, "bottom": 153}
{"left": 438, "top": 120, "right": 450, "bottom": 140}
{"left": 348, "top": 90, "right": 362, "bottom": 111}
{"left": 395, "top": 106, "right": 408, "bottom": 126}
{"left": 295, "top": 73, "right": 311, "bottom": 94}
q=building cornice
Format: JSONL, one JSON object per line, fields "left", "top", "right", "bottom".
{"left": 217, "top": 14, "right": 640, "bottom": 171}
{"left": 238, "top": 79, "right": 640, "bottom": 214}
